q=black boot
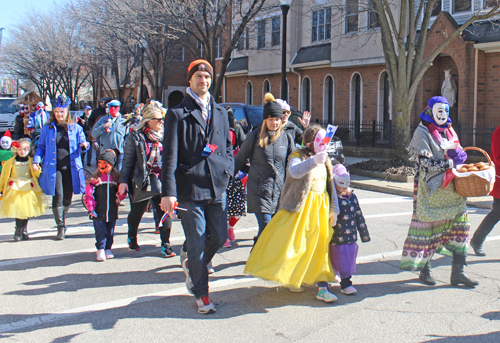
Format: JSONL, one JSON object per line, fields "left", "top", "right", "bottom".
{"left": 419, "top": 262, "right": 436, "bottom": 286}
{"left": 21, "top": 227, "right": 29, "bottom": 240}
{"left": 451, "top": 262, "right": 479, "bottom": 287}
{"left": 13, "top": 226, "right": 22, "bottom": 242}
{"left": 469, "top": 240, "right": 486, "bottom": 256}
{"left": 63, "top": 206, "right": 70, "bottom": 234}
{"left": 53, "top": 206, "right": 65, "bottom": 240}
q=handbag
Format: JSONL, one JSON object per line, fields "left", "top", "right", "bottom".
{"left": 129, "top": 173, "right": 161, "bottom": 203}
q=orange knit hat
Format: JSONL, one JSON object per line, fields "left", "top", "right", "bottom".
{"left": 187, "top": 59, "right": 213, "bottom": 82}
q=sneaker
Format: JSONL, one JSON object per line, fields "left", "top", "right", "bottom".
{"left": 227, "top": 228, "right": 235, "bottom": 241}
{"left": 96, "top": 249, "right": 106, "bottom": 261}
{"left": 207, "top": 261, "right": 215, "bottom": 274}
{"left": 181, "top": 258, "right": 194, "bottom": 294}
{"left": 180, "top": 248, "right": 188, "bottom": 266}
{"left": 105, "top": 249, "right": 114, "bottom": 259}
{"left": 155, "top": 228, "right": 160, "bottom": 234}
{"left": 161, "top": 243, "right": 176, "bottom": 258}
{"left": 196, "top": 296, "right": 216, "bottom": 314}
{"left": 127, "top": 237, "right": 140, "bottom": 251}
{"left": 316, "top": 287, "right": 337, "bottom": 303}
{"left": 223, "top": 239, "right": 231, "bottom": 248}
{"left": 340, "top": 286, "right": 357, "bottom": 295}
{"left": 289, "top": 286, "right": 304, "bottom": 293}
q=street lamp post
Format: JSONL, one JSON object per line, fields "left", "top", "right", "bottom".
{"left": 280, "top": 0, "right": 292, "bottom": 101}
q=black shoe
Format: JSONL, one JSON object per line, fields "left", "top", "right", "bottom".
{"left": 56, "top": 227, "right": 65, "bottom": 240}
{"left": 128, "top": 237, "right": 140, "bottom": 251}
{"left": 87, "top": 163, "right": 92, "bottom": 167}
{"left": 470, "top": 240, "right": 486, "bottom": 256}
{"left": 21, "top": 228, "right": 29, "bottom": 240}
{"left": 13, "top": 226, "right": 22, "bottom": 242}
{"left": 451, "top": 263, "right": 479, "bottom": 288}
{"left": 419, "top": 268, "right": 436, "bottom": 286}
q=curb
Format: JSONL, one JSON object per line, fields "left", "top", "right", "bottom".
{"left": 351, "top": 181, "right": 493, "bottom": 210}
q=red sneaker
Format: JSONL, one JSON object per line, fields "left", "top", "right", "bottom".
{"left": 196, "top": 296, "right": 216, "bottom": 314}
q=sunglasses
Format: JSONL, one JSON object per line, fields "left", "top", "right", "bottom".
{"left": 109, "top": 105, "right": 119, "bottom": 108}
{"left": 151, "top": 118, "right": 164, "bottom": 123}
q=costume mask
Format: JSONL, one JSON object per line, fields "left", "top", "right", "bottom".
{"left": 313, "top": 129, "right": 327, "bottom": 154}
{"left": 1, "top": 136, "right": 12, "bottom": 150}
{"left": 98, "top": 161, "right": 113, "bottom": 174}
{"left": 108, "top": 106, "right": 119, "bottom": 117}
{"left": 36, "top": 102, "right": 44, "bottom": 111}
{"left": 432, "top": 102, "right": 449, "bottom": 126}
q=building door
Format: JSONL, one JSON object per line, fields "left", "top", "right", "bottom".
{"left": 326, "top": 76, "right": 333, "bottom": 124}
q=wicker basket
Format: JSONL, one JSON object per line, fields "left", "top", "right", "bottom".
{"left": 454, "top": 147, "right": 494, "bottom": 197}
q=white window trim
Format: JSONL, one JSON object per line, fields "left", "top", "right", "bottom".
{"left": 451, "top": 0, "right": 474, "bottom": 15}
{"left": 312, "top": 7, "right": 332, "bottom": 42}
{"left": 344, "top": 0, "right": 359, "bottom": 34}
{"left": 323, "top": 74, "right": 335, "bottom": 123}
{"left": 246, "top": 81, "right": 253, "bottom": 105}
{"left": 302, "top": 76, "right": 313, "bottom": 114}
{"left": 377, "top": 70, "right": 392, "bottom": 123}
{"left": 349, "top": 72, "right": 363, "bottom": 122}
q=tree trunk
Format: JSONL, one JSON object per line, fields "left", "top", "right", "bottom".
{"left": 392, "top": 94, "right": 413, "bottom": 160}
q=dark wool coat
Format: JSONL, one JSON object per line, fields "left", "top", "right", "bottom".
{"left": 283, "top": 121, "right": 304, "bottom": 145}
{"left": 119, "top": 130, "right": 155, "bottom": 190}
{"left": 162, "top": 94, "right": 234, "bottom": 202}
{"left": 331, "top": 191, "right": 370, "bottom": 245}
{"left": 234, "top": 129, "right": 294, "bottom": 214}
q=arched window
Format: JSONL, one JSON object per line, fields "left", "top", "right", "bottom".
{"left": 246, "top": 81, "right": 253, "bottom": 105}
{"left": 350, "top": 73, "right": 362, "bottom": 122}
{"left": 323, "top": 75, "right": 334, "bottom": 124}
{"left": 302, "top": 77, "right": 311, "bottom": 113}
{"left": 263, "top": 80, "right": 270, "bottom": 98}
{"left": 378, "top": 71, "right": 392, "bottom": 139}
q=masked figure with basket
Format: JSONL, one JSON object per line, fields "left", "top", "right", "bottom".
{"left": 400, "top": 96, "right": 478, "bottom": 288}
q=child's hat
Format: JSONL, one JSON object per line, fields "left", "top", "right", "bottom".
{"left": 97, "top": 149, "right": 116, "bottom": 166}
{"left": 332, "top": 164, "right": 350, "bottom": 187}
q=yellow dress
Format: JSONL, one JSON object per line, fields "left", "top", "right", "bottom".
{"left": 244, "top": 162, "right": 335, "bottom": 288}
{"left": 0, "top": 160, "right": 47, "bottom": 219}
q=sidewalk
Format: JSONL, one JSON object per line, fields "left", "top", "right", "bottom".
{"left": 344, "top": 156, "right": 494, "bottom": 210}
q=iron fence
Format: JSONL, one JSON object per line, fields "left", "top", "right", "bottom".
{"left": 316, "top": 119, "right": 498, "bottom": 154}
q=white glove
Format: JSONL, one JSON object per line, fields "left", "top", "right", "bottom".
{"left": 440, "top": 139, "right": 458, "bottom": 151}
{"left": 313, "top": 151, "right": 328, "bottom": 165}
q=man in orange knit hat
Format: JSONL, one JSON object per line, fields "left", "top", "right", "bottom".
{"left": 161, "top": 59, "right": 233, "bottom": 314}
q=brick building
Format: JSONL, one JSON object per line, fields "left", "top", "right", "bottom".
{"left": 223, "top": 0, "right": 500, "bottom": 150}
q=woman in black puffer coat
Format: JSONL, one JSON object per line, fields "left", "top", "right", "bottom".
{"left": 234, "top": 93, "right": 294, "bottom": 238}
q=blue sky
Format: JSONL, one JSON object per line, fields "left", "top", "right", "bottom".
{"left": 0, "top": 0, "right": 53, "bottom": 39}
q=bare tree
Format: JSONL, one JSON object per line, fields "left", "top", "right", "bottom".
{"left": 1, "top": 10, "right": 92, "bottom": 107}
{"left": 371, "top": 0, "right": 500, "bottom": 158}
{"left": 159, "top": 0, "right": 272, "bottom": 101}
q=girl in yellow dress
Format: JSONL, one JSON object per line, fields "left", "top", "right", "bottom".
{"left": 0, "top": 139, "right": 47, "bottom": 241}
{"left": 244, "top": 125, "right": 340, "bottom": 302}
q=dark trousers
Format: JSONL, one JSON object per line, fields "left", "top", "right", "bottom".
{"left": 179, "top": 193, "right": 227, "bottom": 299}
{"left": 15, "top": 218, "right": 28, "bottom": 229}
{"left": 82, "top": 148, "right": 93, "bottom": 166}
{"left": 472, "top": 197, "right": 500, "bottom": 245}
{"left": 127, "top": 195, "right": 171, "bottom": 244}
{"left": 53, "top": 168, "right": 73, "bottom": 208}
{"left": 94, "top": 220, "right": 115, "bottom": 250}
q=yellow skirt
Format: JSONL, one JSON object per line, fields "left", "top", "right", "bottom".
{"left": 0, "top": 186, "right": 47, "bottom": 219}
{"left": 244, "top": 191, "right": 335, "bottom": 288}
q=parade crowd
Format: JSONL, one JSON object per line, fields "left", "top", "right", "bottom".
{"left": 0, "top": 59, "right": 497, "bottom": 315}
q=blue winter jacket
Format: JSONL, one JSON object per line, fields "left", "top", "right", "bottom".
{"left": 34, "top": 122, "right": 89, "bottom": 196}
{"left": 91, "top": 114, "right": 127, "bottom": 154}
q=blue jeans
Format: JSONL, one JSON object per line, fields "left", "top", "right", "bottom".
{"left": 94, "top": 220, "right": 116, "bottom": 250}
{"left": 179, "top": 193, "right": 227, "bottom": 299}
{"left": 85, "top": 147, "right": 93, "bottom": 166}
{"left": 254, "top": 213, "right": 273, "bottom": 236}
{"left": 115, "top": 152, "right": 124, "bottom": 172}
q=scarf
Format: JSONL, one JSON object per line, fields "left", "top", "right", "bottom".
{"left": 144, "top": 127, "right": 163, "bottom": 168}
{"left": 427, "top": 123, "right": 460, "bottom": 190}
{"left": 186, "top": 87, "right": 212, "bottom": 125}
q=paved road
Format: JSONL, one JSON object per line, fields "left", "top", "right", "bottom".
{"left": 1, "top": 189, "right": 499, "bottom": 342}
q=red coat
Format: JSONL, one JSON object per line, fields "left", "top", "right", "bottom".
{"left": 489, "top": 125, "right": 500, "bottom": 198}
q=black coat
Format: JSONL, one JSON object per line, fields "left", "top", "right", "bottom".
{"left": 283, "top": 121, "right": 303, "bottom": 145}
{"left": 162, "top": 94, "right": 234, "bottom": 202}
{"left": 234, "top": 130, "right": 294, "bottom": 214}
{"left": 118, "top": 130, "right": 154, "bottom": 190}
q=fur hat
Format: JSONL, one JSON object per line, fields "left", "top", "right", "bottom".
{"left": 263, "top": 93, "right": 283, "bottom": 119}
{"left": 275, "top": 99, "right": 290, "bottom": 112}
{"left": 187, "top": 59, "right": 213, "bottom": 82}
{"left": 97, "top": 149, "right": 116, "bottom": 166}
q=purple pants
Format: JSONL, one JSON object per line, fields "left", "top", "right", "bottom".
{"left": 329, "top": 242, "right": 359, "bottom": 279}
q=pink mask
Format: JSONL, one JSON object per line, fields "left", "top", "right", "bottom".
{"left": 313, "top": 129, "right": 326, "bottom": 154}
{"left": 108, "top": 106, "right": 119, "bottom": 117}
